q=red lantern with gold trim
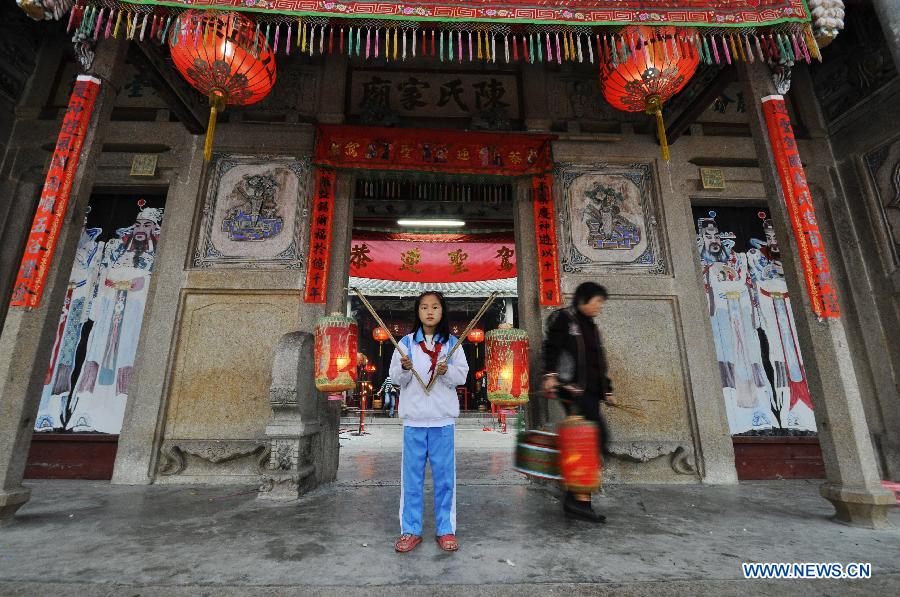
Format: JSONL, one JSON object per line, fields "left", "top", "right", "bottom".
{"left": 599, "top": 26, "right": 699, "bottom": 161}
{"left": 485, "top": 325, "right": 529, "bottom": 407}
{"left": 169, "top": 10, "right": 276, "bottom": 161}
{"left": 314, "top": 314, "right": 358, "bottom": 393}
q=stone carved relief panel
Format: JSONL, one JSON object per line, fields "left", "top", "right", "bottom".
{"left": 557, "top": 163, "right": 667, "bottom": 275}
{"left": 193, "top": 155, "right": 310, "bottom": 269}
{"left": 865, "top": 136, "right": 900, "bottom": 273}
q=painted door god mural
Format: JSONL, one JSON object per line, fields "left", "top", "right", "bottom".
{"left": 36, "top": 197, "right": 165, "bottom": 434}
{"left": 693, "top": 206, "right": 815, "bottom": 436}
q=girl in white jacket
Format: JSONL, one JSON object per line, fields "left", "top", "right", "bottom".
{"left": 390, "top": 291, "right": 468, "bottom": 553}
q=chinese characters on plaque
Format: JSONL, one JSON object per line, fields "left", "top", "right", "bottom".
{"left": 11, "top": 75, "right": 101, "bottom": 308}
{"left": 762, "top": 95, "right": 839, "bottom": 319}
{"left": 304, "top": 169, "right": 336, "bottom": 303}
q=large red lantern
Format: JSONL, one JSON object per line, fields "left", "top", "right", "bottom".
{"left": 169, "top": 10, "right": 276, "bottom": 161}
{"left": 599, "top": 25, "right": 699, "bottom": 161}
{"left": 314, "top": 314, "right": 359, "bottom": 393}
{"left": 485, "top": 326, "right": 529, "bottom": 407}
{"left": 558, "top": 416, "right": 602, "bottom": 493}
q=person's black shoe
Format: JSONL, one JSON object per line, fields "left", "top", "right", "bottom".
{"left": 563, "top": 498, "right": 606, "bottom": 523}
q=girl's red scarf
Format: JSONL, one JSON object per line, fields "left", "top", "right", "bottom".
{"left": 418, "top": 339, "right": 443, "bottom": 384}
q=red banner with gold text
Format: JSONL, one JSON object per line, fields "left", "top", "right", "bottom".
{"left": 304, "top": 169, "right": 336, "bottom": 303}
{"left": 349, "top": 232, "right": 517, "bottom": 282}
{"left": 761, "top": 95, "right": 839, "bottom": 319}
{"left": 11, "top": 75, "right": 101, "bottom": 308}
{"left": 532, "top": 174, "right": 562, "bottom": 307}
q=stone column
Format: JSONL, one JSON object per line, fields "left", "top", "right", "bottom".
{"left": 872, "top": 0, "right": 900, "bottom": 72}
{"left": 739, "top": 61, "right": 896, "bottom": 528}
{"left": 0, "top": 38, "right": 128, "bottom": 524}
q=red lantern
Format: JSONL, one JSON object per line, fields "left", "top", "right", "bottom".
{"left": 558, "top": 416, "right": 602, "bottom": 493}
{"left": 314, "top": 314, "right": 358, "bottom": 393}
{"left": 467, "top": 328, "right": 484, "bottom": 357}
{"left": 475, "top": 370, "right": 485, "bottom": 380}
{"left": 599, "top": 26, "right": 699, "bottom": 161}
{"left": 169, "top": 11, "right": 276, "bottom": 161}
{"left": 365, "top": 363, "right": 377, "bottom": 374}
{"left": 485, "top": 326, "right": 529, "bottom": 407}
{"left": 373, "top": 326, "right": 390, "bottom": 356}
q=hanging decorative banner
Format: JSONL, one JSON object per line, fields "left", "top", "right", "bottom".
{"left": 75, "top": 1, "right": 812, "bottom": 27}
{"left": 761, "top": 95, "right": 839, "bottom": 319}
{"left": 315, "top": 125, "right": 553, "bottom": 176}
{"left": 532, "top": 174, "right": 562, "bottom": 307}
{"left": 349, "top": 232, "right": 517, "bottom": 283}
{"left": 11, "top": 75, "right": 101, "bottom": 309}
{"left": 304, "top": 168, "right": 336, "bottom": 303}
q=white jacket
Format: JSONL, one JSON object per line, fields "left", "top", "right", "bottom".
{"left": 389, "top": 329, "right": 469, "bottom": 427}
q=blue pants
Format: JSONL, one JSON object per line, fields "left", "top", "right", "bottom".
{"left": 383, "top": 392, "right": 395, "bottom": 417}
{"left": 400, "top": 425, "right": 456, "bottom": 536}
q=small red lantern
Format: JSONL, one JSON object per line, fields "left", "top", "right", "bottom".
{"left": 169, "top": 11, "right": 277, "bottom": 161}
{"left": 314, "top": 314, "right": 358, "bottom": 393}
{"left": 373, "top": 326, "right": 390, "bottom": 356}
{"left": 485, "top": 326, "right": 529, "bottom": 407}
{"left": 475, "top": 371, "right": 485, "bottom": 380}
{"left": 467, "top": 328, "right": 485, "bottom": 357}
{"left": 599, "top": 25, "right": 699, "bottom": 161}
{"left": 365, "top": 363, "right": 377, "bottom": 374}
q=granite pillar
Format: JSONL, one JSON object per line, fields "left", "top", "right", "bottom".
{"left": 0, "top": 38, "right": 128, "bottom": 524}
{"left": 739, "top": 61, "right": 896, "bottom": 528}
{"left": 872, "top": 0, "right": 900, "bottom": 72}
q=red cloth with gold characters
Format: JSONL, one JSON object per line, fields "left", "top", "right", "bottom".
{"left": 11, "top": 75, "right": 101, "bottom": 308}
{"left": 350, "top": 232, "right": 517, "bottom": 283}
{"left": 761, "top": 95, "right": 839, "bottom": 319}
{"left": 532, "top": 174, "right": 562, "bottom": 307}
{"left": 304, "top": 169, "right": 336, "bottom": 303}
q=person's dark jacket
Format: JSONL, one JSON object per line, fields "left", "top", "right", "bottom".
{"left": 542, "top": 306, "right": 613, "bottom": 422}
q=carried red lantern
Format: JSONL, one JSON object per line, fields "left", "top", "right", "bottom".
{"left": 373, "top": 326, "right": 390, "bottom": 356}
{"left": 485, "top": 325, "right": 529, "bottom": 407}
{"left": 467, "top": 327, "right": 485, "bottom": 357}
{"left": 169, "top": 10, "right": 277, "bottom": 161}
{"left": 599, "top": 25, "right": 699, "bottom": 161}
{"left": 314, "top": 314, "right": 358, "bottom": 393}
{"left": 557, "top": 416, "right": 602, "bottom": 493}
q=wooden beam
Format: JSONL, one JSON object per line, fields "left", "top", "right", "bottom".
{"left": 130, "top": 42, "right": 206, "bottom": 134}
{"left": 664, "top": 66, "right": 735, "bottom": 146}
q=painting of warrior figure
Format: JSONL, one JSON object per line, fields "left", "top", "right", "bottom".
{"left": 693, "top": 206, "right": 816, "bottom": 436}
{"left": 35, "top": 195, "right": 165, "bottom": 434}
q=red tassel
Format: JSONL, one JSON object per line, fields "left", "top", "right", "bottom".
{"left": 421, "top": 29, "right": 426, "bottom": 56}
{"left": 329, "top": 26, "right": 334, "bottom": 54}
{"left": 512, "top": 35, "right": 518, "bottom": 61}
{"left": 522, "top": 35, "right": 529, "bottom": 62}
{"left": 340, "top": 27, "right": 344, "bottom": 54}
{"left": 431, "top": 29, "right": 435, "bottom": 56}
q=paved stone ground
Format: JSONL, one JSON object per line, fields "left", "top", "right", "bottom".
{"left": 1, "top": 450, "right": 898, "bottom": 596}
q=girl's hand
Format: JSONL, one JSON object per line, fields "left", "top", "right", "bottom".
{"left": 401, "top": 356, "right": 413, "bottom": 370}
{"left": 436, "top": 361, "right": 448, "bottom": 376}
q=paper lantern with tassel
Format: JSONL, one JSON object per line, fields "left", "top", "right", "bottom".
{"left": 599, "top": 25, "right": 699, "bottom": 162}
{"left": 373, "top": 326, "right": 390, "bottom": 356}
{"left": 485, "top": 325, "right": 529, "bottom": 407}
{"left": 314, "top": 314, "right": 358, "bottom": 392}
{"left": 169, "top": 10, "right": 276, "bottom": 161}
{"left": 467, "top": 328, "right": 485, "bottom": 358}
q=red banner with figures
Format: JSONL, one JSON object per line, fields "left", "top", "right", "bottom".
{"left": 304, "top": 169, "right": 337, "bottom": 303}
{"left": 349, "top": 232, "right": 516, "bottom": 283}
{"left": 762, "top": 95, "right": 839, "bottom": 319}
{"left": 532, "top": 174, "right": 562, "bottom": 307}
{"left": 11, "top": 75, "right": 101, "bottom": 308}
{"left": 315, "top": 125, "right": 554, "bottom": 176}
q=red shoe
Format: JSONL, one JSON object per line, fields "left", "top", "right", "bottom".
{"left": 394, "top": 534, "right": 422, "bottom": 553}
{"left": 436, "top": 534, "right": 459, "bottom": 552}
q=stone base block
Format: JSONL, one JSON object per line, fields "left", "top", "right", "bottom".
{"left": 820, "top": 482, "right": 897, "bottom": 529}
{"left": 0, "top": 486, "right": 32, "bottom": 525}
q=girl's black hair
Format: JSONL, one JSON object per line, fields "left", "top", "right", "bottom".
{"left": 411, "top": 291, "right": 452, "bottom": 342}
{"left": 572, "top": 282, "right": 609, "bottom": 307}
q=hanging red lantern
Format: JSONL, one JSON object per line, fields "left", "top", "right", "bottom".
{"left": 169, "top": 10, "right": 277, "bottom": 161}
{"left": 485, "top": 326, "right": 529, "bottom": 407}
{"left": 373, "top": 326, "right": 390, "bottom": 356}
{"left": 467, "top": 328, "right": 485, "bottom": 358}
{"left": 475, "top": 370, "right": 485, "bottom": 380}
{"left": 365, "top": 363, "right": 378, "bottom": 374}
{"left": 314, "top": 314, "right": 359, "bottom": 393}
{"left": 599, "top": 25, "right": 699, "bottom": 161}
